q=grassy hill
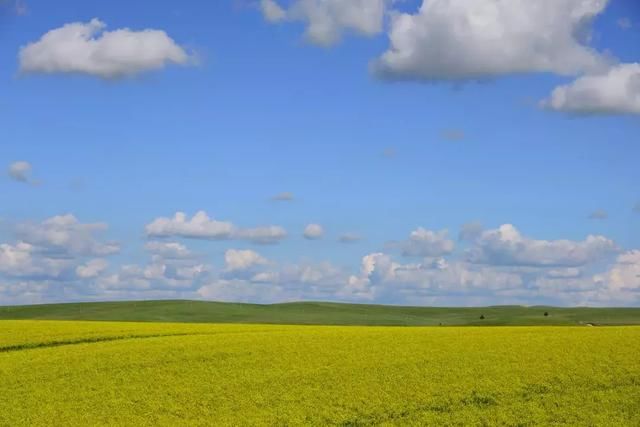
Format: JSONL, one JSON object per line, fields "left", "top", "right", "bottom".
{"left": 1, "top": 300, "right": 639, "bottom": 325}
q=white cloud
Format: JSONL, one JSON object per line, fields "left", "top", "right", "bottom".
{"left": 260, "top": 0, "right": 387, "bottom": 46}
{"left": 546, "top": 268, "right": 582, "bottom": 279}
{"left": 261, "top": 0, "right": 286, "bottom": 22}
{"left": 542, "top": 63, "right": 640, "bottom": 115}
{"left": 19, "top": 18, "right": 192, "bottom": 79}
{"left": 303, "top": 223, "right": 324, "bottom": 240}
{"left": 128, "top": 241, "right": 209, "bottom": 288}
{"left": 594, "top": 250, "right": 640, "bottom": 292}
{"left": 390, "top": 227, "right": 455, "bottom": 257}
{"left": 534, "top": 251, "right": 640, "bottom": 306}
{"left": 145, "top": 211, "right": 287, "bottom": 244}
{"left": 2, "top": 214, "right": 637, "bottom": 306}
{"left": 235, "top": 226, "right": 288, "bottom": 244}
{"left": 0, "top": 216, "right": 207, "bottom": 303}
{"left": 466, "top": 224, "right": 617, "bottom": 267}
{"left": 0, "top": 215, "right": 122, "bottom": 299}
{"left": 0, "top": 242, "right": 33, "bottom": 272}
{"left": 199, "top": 259, "right": 350, "bottom": 303}
{"left": 144, "top": 241, "right": 193, "bottom": 259}
{"left": 98, "top": 255, "right": 209, "bottom": 292}
{"left": 7, "top": 161, "right": 32, "bottom": 183}
{"left": 224, "top": 249, "right": 267, "bottom": 272}
{"left": 373, "top": 0, "right": 610, "bottom": 82}
{"left": 197, "top": 278, "right": 285, "bottom": 304}
{"left": 76, "top": 258, "right": 108, "bottom": 279}
{"left": 0, "top": 242, "right": 58, "bottom": 278}
{"left": 146, "top": 211, "right": 235, "bottom": 240}
{"left": 17, "top": 214, "right": 120, "bottom": 256}
{"left": 348, "top": 252, "right": 524, "bottom": 303}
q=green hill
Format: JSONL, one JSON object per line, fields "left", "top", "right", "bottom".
{"left": 1, "top": 300, "right": 639, "bottom": 325}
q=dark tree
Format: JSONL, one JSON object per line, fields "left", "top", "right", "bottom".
{"left": 480, "top": 314, "right": 485, "bottom": 320}
{"left": 544, "top": 311, "right": 549, "bottom": 317}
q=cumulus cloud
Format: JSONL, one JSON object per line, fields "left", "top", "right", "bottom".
{"left": 0, "top": 242, "right": 34, "bottom": 275}
{"left": 261, "top": 0, "right": 286, "bottom": 22}
{"left": 546, "top": 268, "right": 582, "bottom": 279}
{"left": 75, "top": 258, "right": 108, "bottom": 279}
{"left": 235, "top": 226, "right": 288, "bottom": 244}
{"left": 0, "top": 242, "right": 68, "bottom": 278}
{"left": 594, "top": 250, "right": 640, "bottom": 293}
{"left": 144, "top": 241, "right": 193, "bottom": 259}
{"left": 146, "top": 211, "right": 234, "bottom": 240}
{"left": 531, "top": 251, "right": 640, "bottom": 306}
{"left": 145, "top": 211, "right": 286, "bottom": 244}
{"left": 2, "top": 213, "right": 637, "bottom": 306}
{"left": 389, "top": 227, "right": 455, "bottom": 257}
{"left": 260, "top": 0, "right": 388, "bottom": 46}
{"left": 0, "top": 215, "right": 121, "bottom": 300}
{"left": 348, "top": 252, "right": 524, "bottom": 303}
{"left": 224, "top": 249, "right": 267, "bottom": 272}
{"left": 303, "top": 223, "right": 324, "bottom": 240}
{"left": 197, "top": 278, "right": 285, "bottom": 303}
{"left": 19, "top": 18, "right": 192, "bottom": 79}
{"left": 588, "top": 210, "right": 608, "bottom": 220}
{"left": 200, "top": 259, "right": 350, "bottom": 303}
{"left": 98, "top": 267, "right": 174, "bottom": 292}
{"left": 372, "top": 0, "right": 610, "bottom": 82}
{"left": 17, "top": 214, "right": 120, "bottom": 256}
{"left": 542, "top": 63, "right": 640, "bottom": 115}
{"left": 7, "top": 161, "right": 33, "bottom": 183}
{"left": 98, "top": 251, "right": 209, "bottom": 293}
{"left": 466, "top": 224, "right": 618, "bottom": 267}
{"left": 349, "top": 248, "right": 638, "bottom": 306}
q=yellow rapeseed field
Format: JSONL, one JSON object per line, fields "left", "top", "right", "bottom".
{"left": 1, "top": 321, "right": 639, "bottom": 426}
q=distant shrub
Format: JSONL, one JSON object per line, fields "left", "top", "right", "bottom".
{"left": 480, "top": 315, "right": 485, "bottom": 320}
{"left": 544, "top": 312, "right": 549, "bottom": 317}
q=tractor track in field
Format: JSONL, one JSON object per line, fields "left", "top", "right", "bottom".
{"left": 0, "top": 327, "right": 294, "bottom": 354}
{"left": 0, "top": 333, "right": 201, "bottom": 353}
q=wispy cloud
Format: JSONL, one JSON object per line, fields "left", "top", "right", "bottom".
{"left": 270, "top": 192, "right": 295, "bottom": 202}
{"left": 588, "top": 210, "right": 608, "bottom": 220}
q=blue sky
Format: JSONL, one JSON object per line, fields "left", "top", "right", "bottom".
{"left": 1, "top": 0, "right": 639, "bottom": 306}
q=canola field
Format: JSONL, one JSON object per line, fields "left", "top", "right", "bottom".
{"left": 1, "top": 321, "right": 639, "bottom": 426}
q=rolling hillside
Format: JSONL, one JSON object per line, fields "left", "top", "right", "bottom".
{"left": 1, "top": 300, "right": 639, "bottom": 325}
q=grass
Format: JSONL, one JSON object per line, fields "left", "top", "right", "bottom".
{"left": 1, "top": 299, "right": 640, "bottom": 325}
{"left": 1, "top": 320, "right": 639, "bottom": 425}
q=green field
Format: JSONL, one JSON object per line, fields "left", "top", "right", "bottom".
{"left": 1, "top": 320, "right": 639, "bottom": 425}
{"left": 2, "top": 299, "right": 640, "bottom": 325}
